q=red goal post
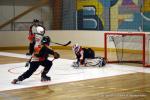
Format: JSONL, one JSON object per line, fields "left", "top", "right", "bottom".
{"left": 104, "top": 32, "right": 150, "bottom": 67}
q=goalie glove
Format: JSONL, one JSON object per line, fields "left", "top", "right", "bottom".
{"left": 54, "top": 52, "right": 60, "bottom": 59}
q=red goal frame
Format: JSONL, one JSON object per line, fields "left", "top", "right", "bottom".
{"left": 104, "top": 32, "right": 150, "bottom": 67}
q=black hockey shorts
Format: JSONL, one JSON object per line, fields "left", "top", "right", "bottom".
{"left": 18, "top": 60, "right": 52, "bottom": 81}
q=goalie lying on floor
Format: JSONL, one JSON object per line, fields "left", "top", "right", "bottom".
{"left": 72, "top": 44, "right": 106, "bottom": 67}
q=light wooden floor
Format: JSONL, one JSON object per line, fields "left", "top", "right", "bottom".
{"left": 0, "top": 50, "right": 150, "bottom": 100}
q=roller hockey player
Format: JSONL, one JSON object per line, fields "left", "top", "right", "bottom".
{"left": 34, "top": 26, "right": 45, "bottom": 49}
{"left": 25, "top": 26, "right": 46, "bottom": 67}
{"left": 11, "top": 36, "right": 60, "bottom": 84}
{"left": 26, "top": 19, "right": 45, "bottom": 55}
{"left": 72, "top": 44, "right": 106, "bottom": 67}
{"left": 72, "top": 44, "right": 95, "bottom": 66}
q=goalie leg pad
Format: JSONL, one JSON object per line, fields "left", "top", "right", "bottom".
{"left": 98, "top": 57, "right": 106, "bottom": 67}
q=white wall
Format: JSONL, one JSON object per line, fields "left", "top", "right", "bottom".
{"left": 0, "top": 31, "right": 105, "bottom": 48}
{"left": 0, "top": 30, "right": 147, "bottom": 50}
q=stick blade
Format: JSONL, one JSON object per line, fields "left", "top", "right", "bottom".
{"left": 63, "top": 41, "right": 71, "bottom": 46}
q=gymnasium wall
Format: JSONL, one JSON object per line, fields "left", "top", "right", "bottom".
{"left": 0, "top": 5, "right": 52, "bottom": 31}
{"left": 0, "top": 31, "right": 149, "bottom": 51}
{"left": 2, "top": 0, "right": 150, "bottom": 31}
{"left": 0, "top": 31, "right": 105, "bottom": 49}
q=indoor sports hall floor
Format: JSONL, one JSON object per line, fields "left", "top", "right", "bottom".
{"left": 0, "top": 50, "right": 150, "bottom": 100}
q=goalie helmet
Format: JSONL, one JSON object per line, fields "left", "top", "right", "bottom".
{"left": 36, "top": 26, "right": 45, "bottom": 36}
{"left": 72, "top": 44, "right": 81, "bottom": 53}
{"left": 42, "top": 36, "right": 51, "bottom": 45}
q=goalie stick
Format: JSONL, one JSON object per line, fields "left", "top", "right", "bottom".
{"left": 51, "top": 41, "right": 71, "bottom": 46}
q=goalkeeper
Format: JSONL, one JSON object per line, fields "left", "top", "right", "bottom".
{"left": 72, "top": 44, "right": 95, "bottom": 65}
{"left": 11, "top": 36, "right": 60, "bottom": 84}
{"left": 72, "top": 44, "right": 106, "bottom": 67}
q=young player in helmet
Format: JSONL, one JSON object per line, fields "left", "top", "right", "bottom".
{"left": 72, "top": 44, "right": 95, "bottom": 66}
{"left": 34, "top": 26, "right": 45, "bottom": 49}
{"left": 11, "top": 36, "right": 60, "bottom": 84}
{"left": 27, "top": 19, "right": 45, "bottom": 55}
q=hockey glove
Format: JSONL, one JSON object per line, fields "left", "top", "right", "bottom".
{"left": 25, "top": 61, "right": 30, "bottom": 67}
{"left": 54, "top": 52, "right": 60, "bottom": 59}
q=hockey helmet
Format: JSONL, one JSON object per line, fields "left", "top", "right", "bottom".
{"left": 42, "top": 36, "right": 51, "bottom": 45}
{"left": 72, "top": 44, "right": 81, "bottom": 53}
{"left": 33, "top": 19, "right": 39, "bottom": 23}
{"left": 36, "top": 26, "right": 45, "bottom": 36}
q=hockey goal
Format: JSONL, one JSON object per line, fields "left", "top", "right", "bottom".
{"left": 104, "top": 32, "right": 150, "bottom": 67}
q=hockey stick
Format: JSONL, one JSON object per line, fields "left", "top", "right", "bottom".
{"left": 51, "top": 41, "right": 71, "bottom": 46}
{"left": 25, "top": 58, "right": 55, "bottom": 67}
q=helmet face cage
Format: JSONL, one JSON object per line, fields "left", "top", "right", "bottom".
{"left": 72, "top": 44, "right": 80, "bottom": 53}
